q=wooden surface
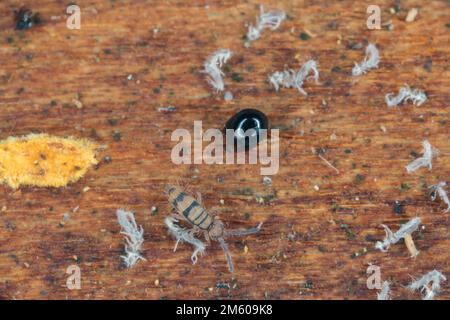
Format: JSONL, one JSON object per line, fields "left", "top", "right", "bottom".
{"left": 0, "top": 0, "right": 449, "bottom": 300}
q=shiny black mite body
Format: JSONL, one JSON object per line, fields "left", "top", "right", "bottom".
{"left": 225, "top": 109, "right": 269, "bottom": 150}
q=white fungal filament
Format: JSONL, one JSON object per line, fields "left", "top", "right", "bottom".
{"left": 352, "top": 43, "right": 380, "bottom": 76}
{"left": 204, "top": 49, "right": 232, "bottom": 92}
{"left": 430, "top": 182, "right": 450, "bottom": 213}
{"left": 246, "top": 5, "right": 286, "bottom": 44}
{"left": 375, "top": 217, "right": 421, "bottom": 253}
{"left": 408, "top": 270, "right": 446, "bottom": 300}
{"left": 269, "top": 59, "right": 319, "bottom": 95}
{"left": 116, "top": 209, "right": 146, "bottom": 268}
{"left": 377, "top": 281, "right": 391, "bottom": 300}
{"left": 406, "top": 140, "right": 438, "bottom": 173}
{"left": 385, "top": 85, "right": 427, "bottom": 107}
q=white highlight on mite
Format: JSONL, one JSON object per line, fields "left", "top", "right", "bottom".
{"left": 430, "top": 182, "right": 450, "bottom": 213}
{"left": 269, "top": 60, "right": 320, "bottom": 96}
{"left": 246, "top": 5, "right": 286, "bottom": 45}
{"left": 375, "top": 217, "right": 421, "bottom": 252}
{"left": 377, "top": 281, "right": 391, "bottom": 300}
{"left": 408, "top": 270, "right": 446, "bottom": 300}
{"left": 164, "top": 216, "right": 206, "bottom": 264}
{"left": 203, "top": 49, "right": 232, "bottom": 92}
{"left": 406, "top": 140, "right": 438, "bottom": 173}
{"left": 116, "top": 209, "right": 146, "bottom": 268}
{"left": 352, "top": 43, "right": 380, "bottom": 76}
{"left": 385, "top": 85, "right": 427, "bottom": 107}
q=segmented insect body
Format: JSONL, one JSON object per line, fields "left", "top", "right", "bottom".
{"left": 165, "top": 185, "right": 262, "bottom": 272}
{"left": 167, "top": 186, "right": 214, "bottom": 231}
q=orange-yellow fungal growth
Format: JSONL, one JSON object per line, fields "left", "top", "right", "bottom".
{"left": 0, "top": 134, "right": 98, "bottom": 189}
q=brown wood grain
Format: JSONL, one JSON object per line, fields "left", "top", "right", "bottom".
{"left": 0, "top": 0, "right": 449, "bottom": 300}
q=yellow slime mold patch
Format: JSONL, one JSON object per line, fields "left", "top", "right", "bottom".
{"left": 0, "top": 134, "right": 98, "bottom": 188}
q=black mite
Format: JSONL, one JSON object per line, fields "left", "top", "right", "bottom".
{"left": 15, "top": 8, "right": 40, "bottom": 30}
{"left": 224, "top": 109, "right": 269, "bottom": 150}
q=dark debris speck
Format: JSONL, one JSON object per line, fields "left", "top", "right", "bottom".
{"left": 15, "top": 8, "right": 40, "bottom": 30}
{"left": 107, "top": 118, "right": 119, "bottom": 126}
{"left": 299, "top": 32, "right": 311, "bottom": 41}
{"left": 355, "top": 174, "right": 365, "bottom": 184}
{"left": 331, "top": 66, "right": 341, "bottom": 73}
{"left": 423, "top": 58, "right": 432, "bottom": 72}
{"left": 231, "top": 72, "right": 244, "bottom": 82}
{"left": 393, "top": 201, "right": 404, "bottom": 214}
{"left": 5, "top": 221, "right": 16, "bottom": 232}
{"left": 346, "top": 42, "right": 363, "bottom": 50}
{"left": 216, "top": 282, "right": 230, "bottom": 290}
{"left": 327, "top": 20, "right": 339, "bottom": 30}
{"left": 400, "top": 182, "right": 411, "bottom": 192}
{"left": 112, "top": 130, "right": 122, "bottom": 141}
{"left": 153, "top": 87, "right": 161, "bottom": 94}
{"left": 303, "top": 279, "right": 314, "bottom": 289}
{"left": 340, "top": 223, "right": 355, "bottom": 240}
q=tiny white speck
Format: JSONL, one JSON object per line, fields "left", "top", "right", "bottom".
{"left": 224, "top": 91, "right": 233, "bottom": 101}
{"left": 263, "top": 176, "right": 272, "bottom": 185}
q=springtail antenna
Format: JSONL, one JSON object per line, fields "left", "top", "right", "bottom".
{"left": 218, "top": 237, "right": 234, "bottom": 273}
{"left": 225, "top": 222, "right": 263, "bottom": 238}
